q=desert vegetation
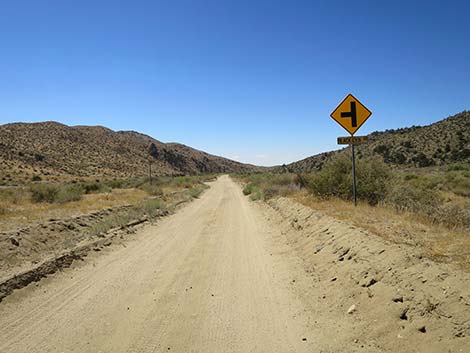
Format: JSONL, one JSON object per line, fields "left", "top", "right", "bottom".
{"left": 281, "top": 110, "right": 469, "bottom": 173}
{"left": 238, "top": 157, "right": 470, "bottom": 271}
{"left": 238, "top": 157, "right": 470, "bottom": 231}
{"left": 0, "top": 175, "right": 213, "bottom": 233}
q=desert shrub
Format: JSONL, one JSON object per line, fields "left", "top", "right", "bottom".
{"left": 106, "top": 178, "right": 126, "bottom": 189}
{"left": 173, "top": 176, "right": 194, "bottom": 188}
{"left": 264, "top": 183, "right": 300, "bottom": 199}
{"left": 250, "top": 188, "right": 263, "bottom": 201}
{"left": 30, "top": 183, "right": 84, "bottom": 203}
{"left": 56, "top": 184, "right": 84, "bottom": 203}
{"left": 243, "top": 183, "right": 255, "bottom": 195}
{"left": 142, "top": 198, "right": 165, "bottom": 217}
{"left": 430, "top": 204, "right": 470, "bottom": 229}
{"left": 31, "top": 175, "right": 42, "bottom": 182}
{"left": 30, "top": 184, "right": 59, "bottom": 203}
{"left": 386, "top": 183, "right": 442, "bottom": 215}
{"left": 307, "top": 155, "right": 392, "bottom": 204}
{"left": 0, "top": 188, "right": 25, "bottom": 204}
{"left": 444, "top": 172, "right": 470, "bottom": 197}
{"left": 80, "top": 181, "right": 111, "bottom": 194}
{"left": 139, "top": 183, "right": 164, "bottom": 196}
{"left": 356, "top": 157, "right": 392, "bottom": 205}
{"left": 447, "top": 163, "right": 470, "bottom": 172}
{"left": 34, "top": 153, "right": 45, "bottom": 162}
{"left": 241, "top": 173, "right": 298, "bottom": 200}
{"left": 187, "top": 184, "right": 209, "bottom": 199}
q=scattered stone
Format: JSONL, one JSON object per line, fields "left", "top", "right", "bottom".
{"left": 9, "top": 238, "right": 20, "bottom": 246}
{"left": 302, "top": 337, "right": 307, "bottom": 341}
{"left": 331, "top": 277, "right": 337, "bottom": 282}
{"left": 313, "top": 245, "right": 323, "bottom": 254}
{"left": 392, "top": 296, "right": 404, "bottom": 303}
{"left": 347, "top": 304, "right": 357, "bottom": 314}
{"left": 361, "top": 278, "right": 377, "bottom": 288}
{"left": 418, "top": 326, "right": 426, "bottom": 333}
{"left": 399, "top": 308, "right": 409, "bottom": 320}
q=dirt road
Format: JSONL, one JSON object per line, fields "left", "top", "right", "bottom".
{"left": 0, "top": 176, "right": 315, "bottom": 353}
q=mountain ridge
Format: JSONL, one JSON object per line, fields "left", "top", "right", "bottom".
{"left": 0, "top": 121, "right": 263, "bottom": 184}
{"left": 277, "top": 110, "right": 469, "bottom": 172}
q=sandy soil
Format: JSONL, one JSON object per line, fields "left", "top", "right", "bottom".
{"left": 0, "top": 176, "right": 468, "bottom": 352}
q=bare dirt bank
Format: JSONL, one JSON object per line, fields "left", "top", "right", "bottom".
{"left": 261, "top": 196, "right": 470, "bottom": 352}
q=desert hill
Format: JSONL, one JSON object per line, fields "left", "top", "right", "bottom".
{"left": 280, "top": 110, "right": 469, "bottom": 172}
{"left": 0, "top": 121, "right": 262, "bottom": 184}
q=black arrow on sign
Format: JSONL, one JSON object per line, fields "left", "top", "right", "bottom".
{"left": 340, "top": 101, "right": 357, "bottom": 127}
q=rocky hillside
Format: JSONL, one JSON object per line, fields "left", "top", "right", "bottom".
{"left": 281, "top": 110, "right": 469, "bottom": 172}
{"left": 0, "top": 122, "right": 261, "bottom": 184}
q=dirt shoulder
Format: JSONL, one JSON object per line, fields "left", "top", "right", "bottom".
{"left": 258, "top": 196, "right": 470, "bottom": 352}
{"left": 0, "top": 186, "right": 206, "bottom": 301}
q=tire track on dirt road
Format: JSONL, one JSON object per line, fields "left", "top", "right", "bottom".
{"left": 0, "top": 176, "right": 315, "bottom": 353}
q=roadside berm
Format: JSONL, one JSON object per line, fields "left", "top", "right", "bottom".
{"left": 261, "top": 196, "right": 470, "bottom": 352}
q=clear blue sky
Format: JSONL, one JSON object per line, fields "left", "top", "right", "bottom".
{"left": 0, "top": 0, "right": 469, "bottom": 166}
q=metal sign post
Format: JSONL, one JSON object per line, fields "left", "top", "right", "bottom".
{"left": 331, "top": 94, "right": 372, "bottom": 206}
{"left": 351, "top": 144, "right": 357, "bottom": 206}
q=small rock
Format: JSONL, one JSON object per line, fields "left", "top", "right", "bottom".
{"left": 331, "top": 277, "right": 337, "bottom": 282}
{"left": 418, "top": 326, "right": 426, "bottom": 333}
{"left": 399, "top": 308, "right": 409, "bottom": 320}
{"left": 10, "top": 238, "right": 20, "bottom": 246}
{"left": 361, "top": 278, "right": 377, "bottom": 288}
{"left": 302, "top": 337, "right": 307, "bottom": 341}
{"left": 313, "top": 245, "right": 323, "bottom": 254}
{"left": 392, "top": 296, "right": 404, "bottom": 303}
{"left": 347, "top": 304, "right": 357, "bottom": 314}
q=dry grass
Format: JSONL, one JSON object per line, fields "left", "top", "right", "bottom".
{"left": 0, "top": 175, "right": 212, "bottom": 233}
{"left": 292, "top": 190, "right": 470, "bottom": 272}
{"left": 0, "top": 188, "right": 148, "bottom": 232}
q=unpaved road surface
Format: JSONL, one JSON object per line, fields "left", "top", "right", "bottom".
{"left": 0, "top": 176, "right": 314, "bottom": 353}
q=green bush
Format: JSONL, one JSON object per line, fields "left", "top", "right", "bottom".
{"left": 430, "top": 204, "right": 470, "bottom": 229}
{"left": 187, "top": 185, "right": 208, "bottom": 199}
{"left": 80, "top": 181, "right": 111, "bottom": 194}
{"left": 30, "top": 184, "right": 84, "bottom": 203}
{"left": 386, "top": 183, "right": 443, "bottom": 215}
{"left": 56, "top": 184, "right": 84, "bottom": 203}
{"left": 243, "top": 183, "right": 255, "bottom": 195}
{"left": 142, "top": 198, "right": 165, "bottom": 217}
{"left": 30, "top": 184, "right": 59, "bottom": 203}
{"left": 241, "top": 173, "right": 299, "bottom": 200}
{"left": 139, "top": 183, "right": 163, "bottom": 196}
{"left": 249, "top": 189, "right": 263, "bottom": 201}
{"left": 444, "top": 172, "right": 470, "bottom": 197}
{"left": 307, "top": 155, "right": 392, "bottom": 205}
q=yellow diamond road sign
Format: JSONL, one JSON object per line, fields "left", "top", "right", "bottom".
{"left": 330, "top": 94, "right": 372, "bottom": 135}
